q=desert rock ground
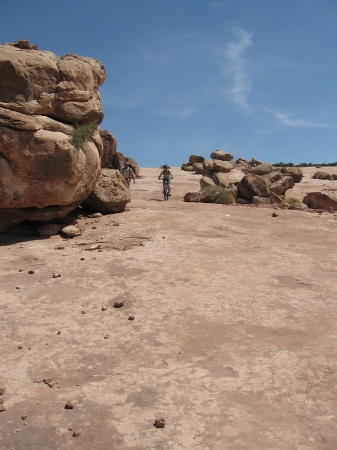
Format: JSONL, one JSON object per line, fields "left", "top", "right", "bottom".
{"left": 1, "top": 167, "right": 337, "bottom": 449}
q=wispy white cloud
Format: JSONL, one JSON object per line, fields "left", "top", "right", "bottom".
{"left": 223, "top": 27, "right": 252, "bottom": 112}
{"left": 209, "top": 1, "right": 226, "bottom": 9}
{"left": 265, "top": 108, "right": 337, "bottom": 129}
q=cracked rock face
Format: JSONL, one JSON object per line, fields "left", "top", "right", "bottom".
{"left": 0, "top": 41, "right": 106, "bottom": 231}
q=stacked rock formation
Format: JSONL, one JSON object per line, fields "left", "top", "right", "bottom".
{"left": 0, "top": 40, "right": 107, "bottom": 231}
{"left": 183, "top": 150, "right": 304, "bottom": 205}
{"left": 99, "top": 129, "right": 139, "bottom": 177}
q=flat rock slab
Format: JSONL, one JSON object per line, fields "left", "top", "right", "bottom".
{"left": 0, "top": 168, "right": 337, "bottom": 449}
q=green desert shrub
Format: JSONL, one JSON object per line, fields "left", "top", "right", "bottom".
{"left": 286, "top": 196, "right": 300, "bottom": 205}
{"left": 200, "top": 185, "right": 235, "bottom": 204}
{"left": 69, "top": 121, "right": 97, "bottom": 150}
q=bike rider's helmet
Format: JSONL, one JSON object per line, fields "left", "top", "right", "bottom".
{"left": 163, "top": 164, "right": 169, "bottom": 168}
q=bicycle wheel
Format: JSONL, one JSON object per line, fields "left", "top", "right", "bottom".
{"left": 164, "top": 186, "right": 169, "bottom": 201}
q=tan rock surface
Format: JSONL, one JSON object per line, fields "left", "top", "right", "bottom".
{"left": 1, "top": 167, "right": 337, "bottom": 449}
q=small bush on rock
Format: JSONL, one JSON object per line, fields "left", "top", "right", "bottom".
{"left": 200, "top": 185, "right": 235, "bottom": 204}
{"left": 70, "top": 121, "right": 97, "bottom": 149}
{"left": 286, "top": 196, "right": 300, "bottom": 205}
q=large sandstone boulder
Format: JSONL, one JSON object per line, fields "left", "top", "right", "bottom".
{"left": 312, "top": 171, "right": 330, "bottom": 180}
{"left": 0, "top": 43, "right": 105, "bottom": 123}
{"left": 211, "top": 169, "right": 245, "bottom": 187}
{"left": 302, "top": 192, "right": 337, "bottom": 210}
{"left": 100, "top": 130, "right": 117, "bottom": 168}
{"left": 189, "top": 155, "right": 205, "bottom": 164}
{"left": 181, "top": 162, "right": 192, "bottom": 170}
{"left": 0, "top": 41, "right": 106, "bottom": 231}
{"left": 249, "top": 162, "right": 273, "bottom": 176}
{"left": 184, "top": 192, "right": 201, "bottom": 202}
{"left": 269, "top": 176, "right": 295, "bottom": 196}
{"left": 237, "top": 174, "right": 270, "bottom": 200}
{"left": 262, "top": 171, "right": 285, "bottom": 186}
{"left": 200, "top": 176, "right": 215, "bottom": 188}
{"left": 82, "top": 169, "right": 131, "bottom": 213}
{"left": 210, "top": 150, "right": 233, "bottom": 161}
{"left": 199, "top": 186, "right": 235, "bottom": 204}
{"left": 284, "top": 167, "right": 303, "bottom": 183}
{"left": 203, "top": 159, "right": 234, "bottom": 174}
{"left": 193, "top": 163, "right": 203, "bottom": 174}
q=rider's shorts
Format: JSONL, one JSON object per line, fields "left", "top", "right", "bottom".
{"left": 162, "top": 178, "right": 171, "bottom": 184}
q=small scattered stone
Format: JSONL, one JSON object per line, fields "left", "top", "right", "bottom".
{"left": 104, "top": 334, "right": 110, "bottom": 339}
{"left": 28, "top": 270, "right": 35, "bottom": 274}
{"left": 113, "top": 301, "right": 124, "bottom": 308}
{"left": 101, "top": 306, "right": 106, "bottom": 311}
{"left": 0, "top": 387, "right": 6, "bottom": 395}
{"left": 57, "top": 330, "right": 61, "bottom": 335}
{"left": 272, "top": 212, "right": 279, "bottom": 217}
{"left": 56, "top": 246, "right": 65, "bottom": 250}
{"left": 19, "top": 269, "right": 23, "bottom": 272}
{"left": 81, "top": 310, "right": 87, "bottom": 314}
{"left": 64, "top": 401, "right": 74, "bottom": 410}
{"left": 128, "top": 316, "right": 135, "bottom": 321}
{"left": 61, "top": 225, "right": 81, "bottom": 237}
{"left": 80, "top": 257, "right": 85, "bottom": 260}
{"left": 18, "top": 345, "right": 23, "bottom": 349}
{"left": 154, "top": 418, "right": 166, "bottom": 428}
{"left": 16, "top": 286, "right": 20, "bottom": 289}
{"left": 52, "top": 272, "right": 61, "bottom": 278}
{"left": 73, "top": 430, "right": 81, "bottom": 437}
{"left": 87, "top": 213, "right": 102, "bottom": 218}
{"left": 21, "top": 415, "right": 28, "bottom": 420}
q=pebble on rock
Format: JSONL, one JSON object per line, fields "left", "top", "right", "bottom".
{"left": 57, "top": 331, "right": 61, "bottom": 335}
{"left": 128, "top": 316, "right": 135, "bottom": 321}
{"left": 154, "top": 418, "right": 166, "bottom": 428}
{"left": 272, "top": 212, "right": 279, "bottom": 217}
{"left": 0, "top": 387, "right": 6, "bottom": 395}
{"left": 73, "top": 430, "right": 81, "bottom": 437}
{"left": 18, "top": 345, "right": 23, "bottom": 349}
{"left": 28, "top": 270, "right": 35, "bottom": 274}
{"left": 101, "top": 306, "right": 106, "bottom": 311}
{"left": 113, "top": 301, "right": 124, "bottom": 308}
{"left": 64, "top": 401, "right": 74, "bottom": 410}
{"left": 21, "top": 415, "right": 28, "bottom": 420}
{"left": 104, "top": 334, "right": 110, "bottom": 339}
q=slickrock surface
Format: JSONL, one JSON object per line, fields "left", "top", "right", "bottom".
{"left": 1, "top": 167, "right": 337, "bottom": 449}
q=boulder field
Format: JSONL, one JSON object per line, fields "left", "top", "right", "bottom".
{"left": 183, "top": 150, "right": 304, "bottom": 206}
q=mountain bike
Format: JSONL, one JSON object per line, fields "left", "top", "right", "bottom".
{"left": 163, "top": 179, "right": 169, "bottom": 201}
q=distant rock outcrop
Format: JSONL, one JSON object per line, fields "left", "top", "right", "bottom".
{"left": 312, "top": 171, "right": 337, "bottom": 181}
{"left": 183, "top": 150, "right": 303, "bottom": 205}
{"left": 0, "top": 40, "right": 107, "bottom": 231}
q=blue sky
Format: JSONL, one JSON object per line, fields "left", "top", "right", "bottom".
{"left": 1, "top": 0, "right": 337, "bottom": 166}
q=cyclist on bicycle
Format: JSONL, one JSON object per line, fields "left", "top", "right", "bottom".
{"left": 122, "top": 160, "right": 135, "bottom": 188}
{"left": 158, "top": 165, "right": 173, "bottom": 196}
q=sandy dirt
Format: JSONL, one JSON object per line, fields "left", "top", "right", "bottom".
{"left": 1, "top": 167, "right": 337, "bottom": 450}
